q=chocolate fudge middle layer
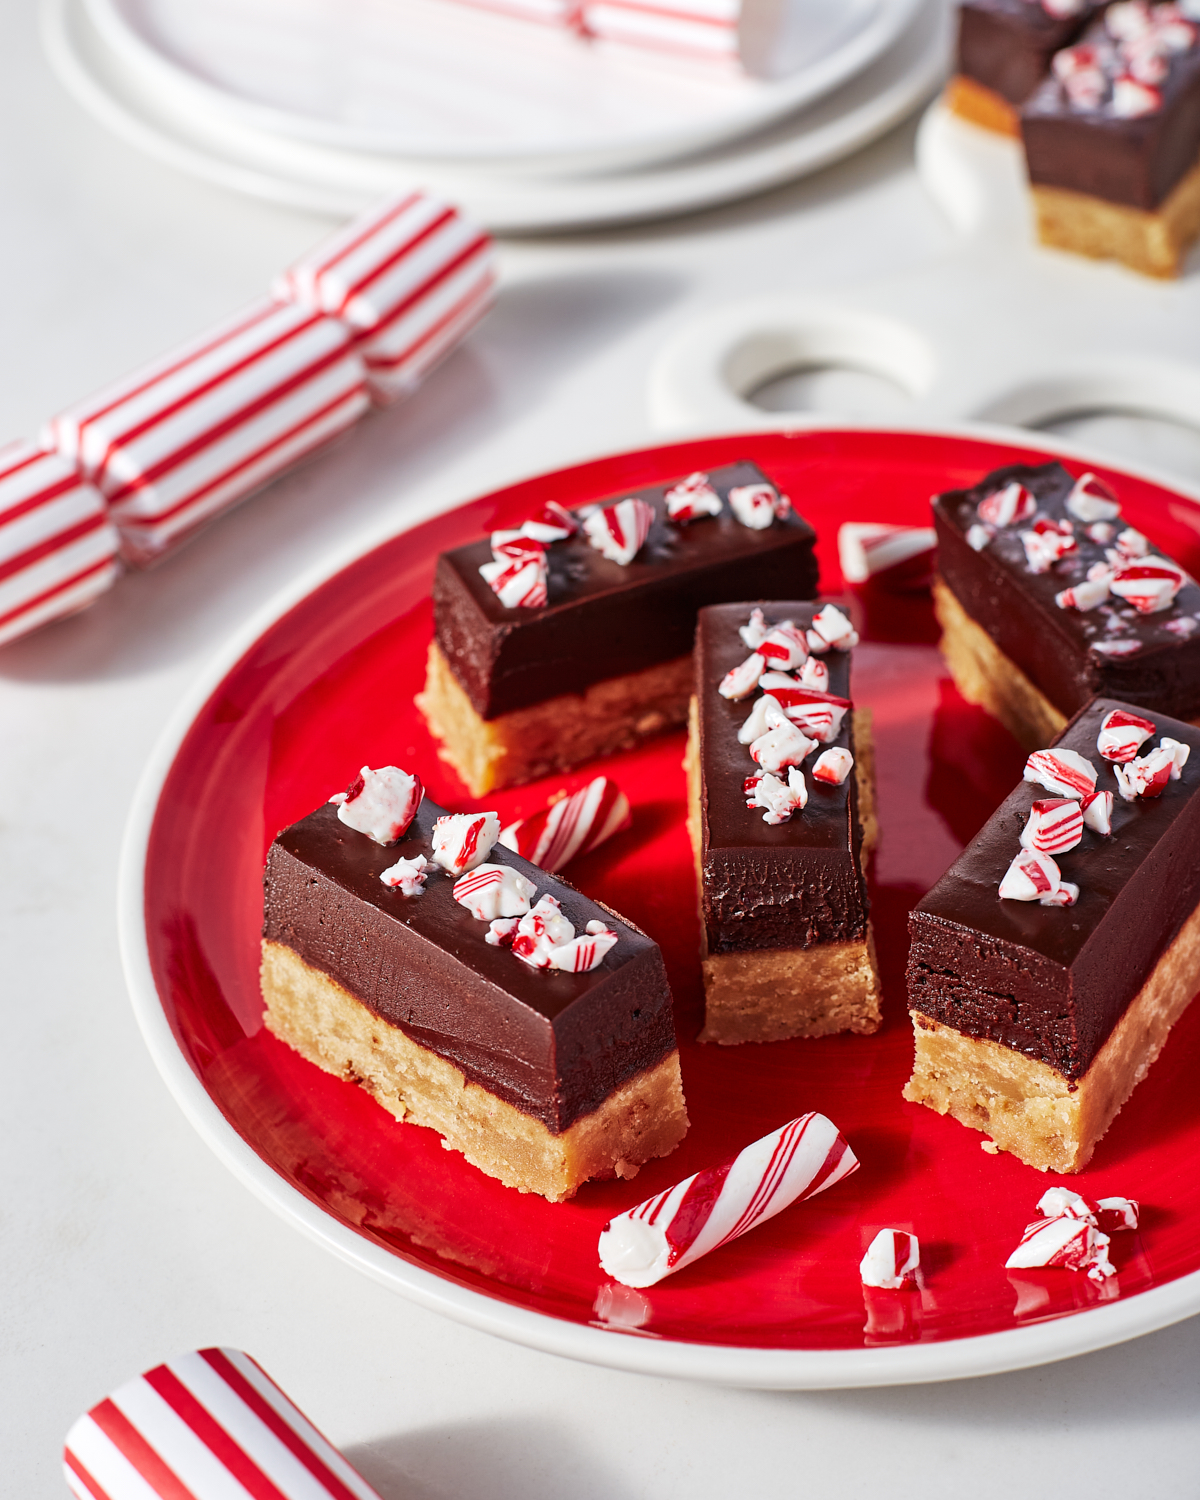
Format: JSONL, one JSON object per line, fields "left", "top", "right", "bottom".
{"left": 686, "top": 601, "right": 880, "bottom": 1044}
{"left": 907, "top": 696, "right": 1200, "bottom": 1170}
{"left": 262, "top": 796, "right": 687, "bottom": 1200}
{"left": 933, "top": 460, "right": 1200, "bottom": 747}
{"left": 419, "top": 461, "right": 817, "bottom": 794}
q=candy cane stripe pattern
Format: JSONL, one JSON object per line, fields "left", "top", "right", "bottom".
{"left": 1019, "top": 797, "right": 1084, "bottom": 855}
{"left": 452, "top": 862, "right": 536, "bottom": 921}
{"left": 479, "top": 545, "right": 548, "bottom": 608}
{"left": 274, "top": 192, "right": 497, "bottom": 406}
{"left": 1023, "top": 747, "right": 1098, "bottom": 799}
{"left": 598, "top": 1113, "right": 858, "bottom": 1288}
{"left": 1066, "top": 472, "right": 1121, "bottom": 523}
{"left": 46, "top": 298, "right": 370, "bottom": 565}
{"left": 1097, "top": 707, "right": 1156, "bottom": 762}
{"left": 583, "top": 497, "right": 653, "bottom": 565}
{"left": 1109, "top": 557, "right": 1187, "bottom": 614}
{"left": 498, "top": 776, "right": 631, "bottom": 871}
{"left": 0, "top": 440, "right": 121, "bottom": 648}
{"left": 837, "top": 522, "right": 937, "bottom": 593}
{"left": 977, "top": 480, "right": 1036, "bottom": 527}
{"left": 860, "top": 1229, "right": 920, "bottom": 1289}
{"left": 63, "top": 1347, "right": 383, "bottom": 1500}
{"left": 664, "top": 470, "right": 722, "bottom": 524}
{"left": 431, "top": 810, "right": 501, "bottom": 875}
{"left": 1005, "top": 1217, "right": 1115, "bottom": 1282}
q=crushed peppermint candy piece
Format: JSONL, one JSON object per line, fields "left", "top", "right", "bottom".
{"left": 758, "top": 621, "right": 809, "bottom": 671}
{"left": 799, "top": 656, "right": 829, "bottom": 691}
{"left": 809, "top": 603, "right": 859, "bottom": 651}
{"left": 758, "top": 677, "right": 851, "bottom": 744}
{"left": 1006, "top": 1217, "right": 1116, "bottom": 1282}
{"left": 837, "top": 522, "right": 936, "bottom": 592}
{"left": 547, "top": 919, "right": 619, "bottom": 973}
{"left": 860, "top": 1229, "right": 920, "bottom": 1290}
{"left": 431, "top": 810, "right": 501, "bottom": 875}
{"left": 1088, "top": 521, "right": 1117, "bottom": 544}
{"left": 1097, "top": 1196, "right": 1140, "bottom": 1233}
{"left": 510, "top": 894, "right": 575, "bottom": 968}
{"left": 1165, "top": 616, "right": 1200, "bottom": 638}
{"left": 1092, "top": 639, "right": 1143, "bottom": 657}
{"left": 812, "top": 747, "right": 854, "bottom": 785}
{"left": 738, "top": 692, "right": 783, "bottom": 745}
{"left": 1111, "top": 74, "right": 1162, "bottom": 116}
{"left": 664, "top": 471, "right": 722, "bottom": 524}
{"left": 1066, "top": 472, "right": 1121, "bottom": 523}
{"left": 479, "top": 548, "right": 548, "bottom": 609}
{"left": 486, "top": 916, "right": 519, "bottom": 947}
{"left": 1056, "top": 576, "right": 1110, "bottom": 611}
{"left": 1038, "top": 1188, "right": 1099, "bottom": 1222}
{"left": 806, "top": 629, "right": 830, "bottom": 654}
{"left": 1097, "top": 707, "right": 1156, "bottom": 762}
{"left": 1115, "top": 526, "right": 1150, "bottom": 559}
{"left": 1024, "top": 747, "right": 1098, "bottom": 799}
{"left": 744, "top": 768, "right": 807, "bottom": 824}
{"left": 978, "top": 480, "right": 1036, "bottom": 528}
{"left": 1081, "top": 788, "right": 1114, "bottom": 834}
{"left": 719, "top": 652, "right": 766, "bottom": 700}
{"left": 1114, "top": 738, "right": 1189, "bottom": 800}
{"left": 583, "top": 497, "right": 653, "bottom": 565}
{"left": 1110, "top": 557, "right": 1187, "bottom": 614}
{"left": 750, "top": 711, "right": 819, "bottom": 774}
{"left": 1042, "top": 0, "right": 1087, "bottom": 17}
{"left": 966, "top": 523, "right": 993, "bottom": 552}
{"left": 499, "top": 776, "right": 630, "bottom": 872}
{"left": 728, "top": 482, "right": 787, "bottom": 529}
{"left": 379, "top": 853, "right": 428, "bottom": 895}
{"left": 1020, "top": 797, "right": 1084, "bottom": 855}
{"left": 739, "top": 607, "right": 768, "bottom": 650}
{"left": 1021, "top": 518, "right": 1077, "bottom": 574}
{"left": 331, "top": 765, "right": 423, "bottom": 845}
{"left": 520, "top": 500, "right": 577, "bottom": 544}
{"left": 452, "top": 862, "right": 537, "bottom": 921}
{"left": 597, "top": 1112, "right": 857, "bottom": 1289}
{"left": 999, "top": 848, "right": 1076, "bottom": 906}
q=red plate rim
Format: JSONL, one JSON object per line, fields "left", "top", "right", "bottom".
{"left": 117, "top": 422, "right": 1200, "bottom": 1389}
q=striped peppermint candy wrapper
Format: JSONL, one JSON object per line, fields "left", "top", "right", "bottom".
{"left": 63, "top": 1347, "right": 382, "bottom": 1500}
{"left": 598, "top": 1112, "right": 858, "bottom": 1288}
{"left": 274, "top": 192, "right": 497, "bottom": 406}
{"left": 0, "top": 440, "right": 120, "bottom": 647}
{"left": 583, "top": 0, "right": 740, "bottom": 60}
{"left": 498, "top": 776, "right": 631, "bottom": 871}
{"left": 45, "top": 298, "right": 371, "bottom": 566}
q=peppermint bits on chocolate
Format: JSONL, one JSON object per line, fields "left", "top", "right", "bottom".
{"left": 978, "top": 481, "right": 1036, "bottom": 528}
{"left": 1097, "top": 708, "right": 1156, "bottom": 762}
{"left": 1023, "top": 747, "right": 1098, "bottom": 799}
{"left": 664, "top": 470, "right": 722, "bottom": 524}
{"left": 330, "top": 765, "right": 423, "bottom": 845}
{"left": 584, "top": 497, "right": 653, "bottom": 565}
{"left": 431, "top": 810, "right": 501, "bottom": 875}
{"left": 1020, "top": 798, "right": 1084, "bottom": 855}
{"left": 728, "top": 482, "right": 787, "bottom": 529}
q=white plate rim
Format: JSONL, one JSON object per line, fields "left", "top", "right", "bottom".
{"left": 79, "top": 0, "right": 925, "bottom": 174}
{"left": 42, "top": 0, "right": 949, "bottom": 233}
{"left": 117, "top": 420, "right": 1200, "bottom": 1391}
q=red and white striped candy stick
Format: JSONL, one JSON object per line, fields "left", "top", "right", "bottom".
{"left": 597, "top": 1112, "right": 858, "bottom": 1288}
{"left": 0, "top": 440, "right": 120, "bottom": 647}
{"left": 498, "top": 775, "right": 631, "bottom": 871}
{"left": 63, "top": 1347, "right": 382, "bottom": 1500}
{"left": 837, "top": 522, "right": 937, "bottom": 594}
{"left": 275, "top": 192, "right": 496, "bottom": 406}
{"left": 582, "top": 0, "right": 741, "bottom": 61}
{"left": 46, "top": 298, "right": 370, "bottom": 566}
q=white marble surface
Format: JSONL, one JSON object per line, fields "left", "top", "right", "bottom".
{"left": 5, "top": 0, "right": 1200, "bottom": 1492}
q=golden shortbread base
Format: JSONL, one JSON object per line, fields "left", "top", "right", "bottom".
{"left": 933, "top": 576, "right": 1067, "bottom": 751}
{"left": 1031, "top": 154, "right": 1200, "bottom": 279}
{"left": 904, "top": 895, "right": 1200, "bottom": 1172}
{"left": 684, "top": 699, "right": 882, "bottom": 1044}
{"left": 261, "top": 940, "right": 689, "bottom": 1202}
{"left": 416, "top": 640, "right": 693, "bottom": 796}
{"left": 946, "top": 75, "right": 1020, "bottom": 137}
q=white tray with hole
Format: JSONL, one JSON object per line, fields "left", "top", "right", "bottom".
{"left": 648, "top": 97, "right": 1200, "bottom": 483}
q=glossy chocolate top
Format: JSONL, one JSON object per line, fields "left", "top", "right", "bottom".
{"left": 934, "top": 460, "right": 1200, "bottom": 722}
{"left": 1022, "top": 12, "right": 1200, "bottom": 209}
{"left": 958, "top": 0, "right": 1102, "bottom": 105}
{"left": 263, "top": 797, "right": 677, "bottom": 1132}
{"left": 909, "top": 696, "right": 1200, "bottom": 1078}
{"left": 695, "top": 601, "right": 869, "bottom": 955}
{"left": 434, "top": 461, "right": 818, "bottom": 719}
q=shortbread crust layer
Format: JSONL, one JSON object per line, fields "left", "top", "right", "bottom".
{"left": 946, "top": 75, "right": 1021, "bottom": 136}
{"left": 416, "top": 640, "right": 692, "bottom": 796}
{"left": 904, "top": 893, "right": 1200, "bottom": 1173}
{"left": 262, "top": 940, "right": 689, "bottom": 1202}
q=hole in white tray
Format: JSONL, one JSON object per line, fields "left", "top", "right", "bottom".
{"left": 748, "top": 363, "right": 916, "bottom": 418}
{"left": 1031, "top": 410, "right": 1200, "bottom": 487}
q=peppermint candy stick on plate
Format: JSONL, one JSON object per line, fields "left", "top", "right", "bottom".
{"left": 598, "top": 1112, "right": 858, "bottom": 1288}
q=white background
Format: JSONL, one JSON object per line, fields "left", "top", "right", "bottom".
{"left": 4, "top": 1, "right": 1200, "bottom": 1493}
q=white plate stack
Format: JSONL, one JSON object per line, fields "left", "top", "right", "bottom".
{"left": 43, "top": 0, "right": 952, "bottom": 232}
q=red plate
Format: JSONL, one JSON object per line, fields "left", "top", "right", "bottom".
{"left": 120, "top": 429, "right": 1200, "bottom": 1387}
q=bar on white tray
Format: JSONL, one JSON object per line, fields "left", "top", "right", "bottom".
{"left": 582, "top": 0, "right": 740, "bottom": 59}
{"left": 63, "top": 1347, "right": 382, "bottom": 1500}
{"left": 275, "top": 192, "right": 497, "bottom": 406}
{"left": 597, "top": 1112, "right": 858, "bottom": 1287}
{"left": 45, "top": 297, "right": 371, "bottom": 565}
{"left": 0, "top": 440, "right": 120, "bottom": 647}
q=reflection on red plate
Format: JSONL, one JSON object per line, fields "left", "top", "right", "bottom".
{"left": 143, "top": 430, "right": 1200, "bottom": 1353}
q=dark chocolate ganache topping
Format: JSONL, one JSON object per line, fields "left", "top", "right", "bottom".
{"left": 263, "top": 797, "right": 676, "bottom": 1132}
{"left": 934, "top": 460, "right": 1200, "bottom": 722}
{"left": 958, "top": 0, "right": 1105, "bottom": 107}
{"left": 909, "top": 696, "right": 1200, "bottom": 1079}
{"left": 695, "top": 600, "right": 869, "bottom": 955}
{"left": 434, "top": 460, "right": 818, "bottom": 719}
